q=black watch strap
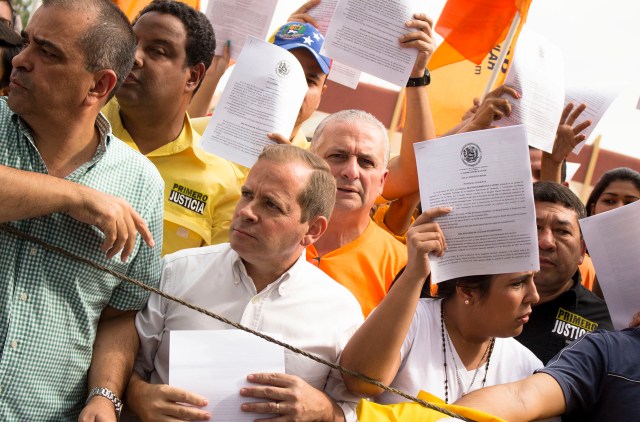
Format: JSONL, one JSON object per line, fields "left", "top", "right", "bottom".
{"left": 406, "top": 68, "right": 431, "bottom": 87}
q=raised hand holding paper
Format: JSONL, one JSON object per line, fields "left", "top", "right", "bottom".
{"left": 499, "top": 28, "right": 565, "bottom": 153}
{"left": 414, "top": 125, "right": 539, "bottom": 283}
{"left": 322, "top": 0, "right": 420, "bottom": 86}
{"left": 205, "top": 0, "right": 278, "bottom": 61}
{"left": 199, "top": 37, "right": 307, "bottom": 168}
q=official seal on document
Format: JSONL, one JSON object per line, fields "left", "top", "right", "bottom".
{"left": 461, "top": 143, "right": 482, "bottom": 167}
{"left": 275, "top": 60, "right": 291, "bottom": 78}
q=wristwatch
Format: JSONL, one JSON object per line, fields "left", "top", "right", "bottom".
{"left": 406, "top": 68, "right": 431, "bottom": 87}
{"left": 86, "top": 387, "right": 123, "bottom": 419}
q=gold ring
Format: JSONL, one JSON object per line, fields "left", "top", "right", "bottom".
{"left": 276, "top": 401, "right": 280, "bottom": 414}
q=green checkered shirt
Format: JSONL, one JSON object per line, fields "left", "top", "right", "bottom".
{"left": 0, "top": 98, "right": 164, "bottom": 420}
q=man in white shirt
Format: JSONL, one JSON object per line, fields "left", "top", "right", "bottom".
{"left": 126, "top": 144, "right": 363, "bottom": 421}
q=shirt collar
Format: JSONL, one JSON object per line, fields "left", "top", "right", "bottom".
{"left": 14, "top": 112, "right": 112, "bottom": 174}
{"left": 230, "top": 249, "right": 307, "bottom": 296}
{"left": 556, "top": 270, "right": 581, "bottom": 305}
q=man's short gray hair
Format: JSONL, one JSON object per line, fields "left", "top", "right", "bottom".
{"left": 311, "top": 109, "right": 390, "bottom": 168}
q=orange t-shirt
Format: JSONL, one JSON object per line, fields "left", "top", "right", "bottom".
{"left": 307, "top": 220, "right": 408, "bottom": 317}
{"left": 578, "top": 254, "right": 596, "bottom": 291}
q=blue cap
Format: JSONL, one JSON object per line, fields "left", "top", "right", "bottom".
{"left": 273, "top": 22, "right": 331, "bottom": 74}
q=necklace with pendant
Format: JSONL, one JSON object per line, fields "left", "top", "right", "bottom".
{"left": 440, "top": 303, "right": 495, "bottom": 403}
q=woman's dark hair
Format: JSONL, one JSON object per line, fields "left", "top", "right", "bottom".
{"left": 434, "top": 274, "right": 495, "bottom": 300}
{"left": 390, "top": 267, "right": 496, "bottom": 299}
{"left": 0, "top": 23, "right": 21, "bottom": 89}
{"left": 585, "top": 167, "right": 640, "bottom": 216}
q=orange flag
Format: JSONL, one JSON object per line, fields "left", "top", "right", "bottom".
{"left": 435, "top": 0, "right": 518, "bottom": 65}
{"left": 113, "top": 0, "right": 201, "bottom": 21}
{"left": 423, "top": 0, "right": 532, "bottom": 135}
{"left": 357, "top": 390, "right": 506, "bottom": 422}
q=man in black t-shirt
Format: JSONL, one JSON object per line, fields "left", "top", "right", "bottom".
{"left": 516, "top": 182, "right": 612, "bottom": 363}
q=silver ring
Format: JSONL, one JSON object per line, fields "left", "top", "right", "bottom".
{"left": 276, "top": 401, "right": 280, "bottom": 414}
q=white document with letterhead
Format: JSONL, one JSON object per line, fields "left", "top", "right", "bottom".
{"left": 296, "top": 0, "right": 361, "bottom": 88}
{"left": 206, "top": 0, "right": 278, "bottom": 60}
{"left": 565, "top": 85, "right": 618, "bottom": 154}
{"left": 170, "top": 330, "right": 285, "bottom": 421}
{"left": 199, "top": 37, "right": 307, "bottom": 168}
{"left": 579, "top": 200, "right": 640, "bottom": 330}
{"left": 414, "top": 125, "right": 539, "bottom": 283}
{"left": 321, "top": 0, "right": 420, "bottom": 87}
{"left": 500, "top": 28, "right": 565, "bottom": 153}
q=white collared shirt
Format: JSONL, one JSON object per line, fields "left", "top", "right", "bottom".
{"left": 135, "top": 243, "right": 364, "bottom": 420}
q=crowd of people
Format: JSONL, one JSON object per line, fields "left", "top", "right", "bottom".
{"left": 0, "top": 0, "right": 638, "bottom": 421}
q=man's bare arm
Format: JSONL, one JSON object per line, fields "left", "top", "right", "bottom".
{"left": 383, "top": 13, "right": 436, "bottom": 200}
{"left": 0, "top": 164, "right": 154, "bottom": 260}
{"left": 454, "top": 373, "right": 566, "bottom": 421}
{"left": 79, "top": 308, "right": 140, "bottom": 421}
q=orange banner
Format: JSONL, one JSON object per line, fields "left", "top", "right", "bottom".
{"left": 422, "top": 0, "right": 532, "bottom": 135}
{"left": 435, "top": 0, "right": 518, "bottom": 65}
{"left": 113, "top": 0, "right": 201, "bottom": 21}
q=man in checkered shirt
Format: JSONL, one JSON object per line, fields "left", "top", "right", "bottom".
{"left": 0, "top": 0, "right": 164, "bottom": 420}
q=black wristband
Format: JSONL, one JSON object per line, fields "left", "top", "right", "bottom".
{"left": 406, "top": 68, "right": 431, "bottom": 87}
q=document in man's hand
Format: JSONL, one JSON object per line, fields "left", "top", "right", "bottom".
{"left": 413, "top": 125, "right": 539, "bottom": 283}
{"left": 565, "top": 85, "right": 618, "bottom": 154}
{"left": 499, "top": 28, "right": 565, "bottom": 153}
{"left": 199, "top": 37, "right": 307, "bottom": 168}
{"left": 322, "top": 0, "right": 421, "bottom": 86}
{"left": 170, "top": 329, "right": 285, "bottom": 421}
{"left": 580, "top": 200, "right": 640, "bottom": 329}
{"left": 304, "top": 0, "right": 362, "bottom": 88}
{"left": 205, "top": 0, "right": 278, "bottom": 60}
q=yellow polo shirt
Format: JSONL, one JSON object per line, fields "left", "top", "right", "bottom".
{"left": 103, "top": 101, "right": 245, "bottom": 256}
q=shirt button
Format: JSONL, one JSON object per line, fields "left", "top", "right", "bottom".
{"left": 11, "top": 340, "right": 17, "bottom": 349}
{"left": 30, "top": 247, "right": 37, "bottom": 255}
{"left": 20, "top": 293, "right": 27, "bottom": 301}
{"left": 251, "top": 297, "right": 259, "bottom": 304}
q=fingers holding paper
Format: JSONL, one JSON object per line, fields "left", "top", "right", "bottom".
{"left": 460, "top": 84, "right": 520, "bottom": 132}
{"left": 267, "top": 132, "right": 293, "bottom": 145}
{"left": 404, "top": 207, "right": 451, "bottom": 281}
{"left": 127, "top": 377, "right": 210, "bottom": 422}
{"left": 288, "top": 0, "right": 321, "bottom": 28}
{"left": 240, "top": 373, "right": 337, "bottom": 421}
{"left": 399, "top": 13, "right": 436, "bottom": 77}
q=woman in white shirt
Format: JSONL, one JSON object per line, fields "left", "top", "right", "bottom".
{"left": 340, "top": 207, "right": 542, "bottom": 404}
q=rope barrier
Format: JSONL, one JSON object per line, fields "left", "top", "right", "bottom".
{"left": 0, "top": 223, "right": 474, "bottom": 422}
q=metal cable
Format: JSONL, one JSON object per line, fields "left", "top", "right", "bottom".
{"left": 0, "top": 223, "right": 474, "bottom": 421}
